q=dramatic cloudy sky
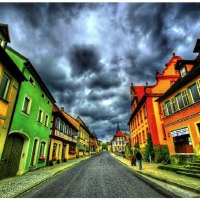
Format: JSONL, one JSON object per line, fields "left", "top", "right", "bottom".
{"left": 1, "top": 3, "right": 199, "bottom": 142}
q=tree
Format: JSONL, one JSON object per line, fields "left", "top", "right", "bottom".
{"left": 144, "top": 132, "right": 155, "bottom": 162}
{"left": 102, "top": 143, "right": 107, "bottom": 150}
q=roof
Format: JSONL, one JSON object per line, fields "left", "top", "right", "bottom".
{"left": 61, "top": 110, "right": 80, "bottom": 130}
{"left": 6, "top": 46, "right": 56, "bottom": 103}
{"left": 193, "top": 39, "right": 200, "bottom": 53}
{"left": 76, "top": 116, "right": 91, "bottom": 134}
{"left": 114, "top": 123, "right": 124, "bottom": 137}
{"left": 0, "top": 45, "right": 26, "bottom": 82}
{"left": 0, "top": 24, "right": 10, "bottom": 43}
{"left": 175, "top": 60, "right": 195, "bottom": 70}
{"left": 157, "top": 62, "right": 200, "bottom": 102}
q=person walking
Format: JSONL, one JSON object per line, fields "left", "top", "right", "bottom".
{"left": 135, "top": 149, "right": 142, "bottom": 170}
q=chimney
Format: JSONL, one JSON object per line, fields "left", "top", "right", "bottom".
{"left": 61, "top": 107, "right": 64, "bottom": 111}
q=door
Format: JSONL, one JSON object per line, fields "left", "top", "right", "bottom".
{"left": 30, "top": 139, "right": 38, "bottom": 166}
{"left": 62, "top": 143, "right": 66, "bottom": 161}
{"left": 0, "top": 134, "right": 24, "bottom": 179}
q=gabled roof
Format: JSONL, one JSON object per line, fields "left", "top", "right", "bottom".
{"left": 157, "top": 62, "right": 200, "bottom": 102}
{"left": 61, "top": 110, "right": 80, "bottom": 130}
{"left": 0, "top": 45, "right": 26, "bottom": 82}
{"left": 6, "top": 46, "right": 56, "bottom": 103}
{"left": 53, "top": 105, "right": 79, "bottom": 131}
{"left": 76, "top": 116, "right": 91, "bottom": 134}
{"left": 0, "top": 24, "right": 10, "bottom": 43}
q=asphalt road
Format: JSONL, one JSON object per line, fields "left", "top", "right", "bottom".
{"left": 19, "top": 152, "right": 167, "bottom": 198}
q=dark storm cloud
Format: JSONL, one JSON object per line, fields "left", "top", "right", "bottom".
{"left": 69, "top": 44, "right": 102, "bottom": 77}
{"left": 1, "top": 3, "right": 200, "bottom": 142}
{"left": 87, "top": 71, "right": 122, "bottom": 90}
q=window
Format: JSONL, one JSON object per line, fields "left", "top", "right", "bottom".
{"left": 39, "top": 142, "right": 45, "bottom": 157}
{"left": 22, "top": 95, "right": 31, "bottom": 114}
{"left": 189, "top": 82, "right": 200, "bottom": 103}
{"left": 37, "top": 108, "right": 44, "bottom": 123}
{"left": 29, "top": 76, "right": 35, "bottom": 86}
{"left": 182, "top": 90, "right": 190, "bottom": 107}
{"left": 161, "top": 103, "right": 168, "bottom": 117}
{"left": 171, "top": 98, "right": 178, "bottom": 113}
{"left": 41, "top": 93, "right": 45, "bottom": 99}
{"left": 180, "top": 66, "right": 187, "bottom": 77}
{"left": 165, "top": 100, "right": 173, "bottom": 115}
{"left": 176, "top": 93, "right": 184, "bottom": 110}
{"left": 44, "top": 114, "right": 49, "bottom": 127}
{"left": 0, "top": 73, "right": 10, "bottom": 100}
{"left": 47, "top": 100, "right": 51, "bottom": 106}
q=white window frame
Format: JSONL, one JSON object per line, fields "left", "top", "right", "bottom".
{"left": 44, "top": 114, "right": 49, "bottom": 127}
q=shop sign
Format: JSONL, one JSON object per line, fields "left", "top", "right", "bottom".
{"left": 171, "top": 128, "right": 189, "bottom": 137}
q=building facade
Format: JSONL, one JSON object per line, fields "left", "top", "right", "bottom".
{"left": 111, "top": 124, "right": 129, "bottom": 153}
{"left": 76, "top": 116, "right": 91, "bottom": 156}
{"left": 0, "top": 24, "right": 26, "bottom": 179}
{"left": 49, "top": 106, "right": 78, "bottom": 163}
{"left": 157, "top": 40, "right": 200, "bottom": 158}
{"left": 2, "top": 46, "right": 55, "bottom": 178}
{"left": 128, "top": 55, "right": 182, "bottom": 159}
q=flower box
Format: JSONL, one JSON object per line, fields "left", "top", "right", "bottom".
{"left": 39, "top": 156, "right": 45, "bottom": 162}
{"left": 69, "top": 150, "right": 76, "bottom": 154}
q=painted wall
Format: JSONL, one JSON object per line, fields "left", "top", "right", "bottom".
{"left": 6, "top": 48, "right": 54, "bottom": 174}
{"left": 0, "top": 62, "right": 20, "bottom": 159}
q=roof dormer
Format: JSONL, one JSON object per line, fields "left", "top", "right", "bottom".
{"left": 175, "top": 60, "right": 195, "bottom": 78}
{"left": 0, "top": 23, "right": 10, "bottom": 49}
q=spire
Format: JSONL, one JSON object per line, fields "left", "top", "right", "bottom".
{"left": 117, "top": 122, "right": 120, "bottom": 131}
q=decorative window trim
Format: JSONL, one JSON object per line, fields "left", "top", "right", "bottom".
{"left": 37, "top": 107, "right": 44, "bottom": 123}
{"left": 22, "top": 94, "right": 32, "bottom": 115}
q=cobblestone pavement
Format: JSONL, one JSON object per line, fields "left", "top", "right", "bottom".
{"left": 111, "top": 153, "right": 200, "bottom": 198}
{"left": 19, "top": 151, "right": 167, "bottom": 198}
{"left": 0, "top": 155, "right": 91, "bottom": 198}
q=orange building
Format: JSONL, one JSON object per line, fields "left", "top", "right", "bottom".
{"left": 128, "top": 54, "right": 182, "bottom": 158}
{"left": 157, "top": 40, "right": 200, "bottom": 158}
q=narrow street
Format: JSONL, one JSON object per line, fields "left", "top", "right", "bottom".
{"left": 19, "top": 152, "right": 167, "bottom": 198}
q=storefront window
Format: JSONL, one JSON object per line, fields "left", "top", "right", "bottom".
{"left": 171, "top": 128, "right": 194, "bottom": 153}
{"left": 52, "top": 143, "right": 57, "bottom": 158}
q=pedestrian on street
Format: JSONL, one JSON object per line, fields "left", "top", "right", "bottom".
{"left": 135, "top": 149, "right": 142, "bottom": 170}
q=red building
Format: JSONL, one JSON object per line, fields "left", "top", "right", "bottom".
{"left": 128, "top": 54, "right": 182, "bottom": 160}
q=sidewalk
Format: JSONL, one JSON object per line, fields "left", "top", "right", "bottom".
{"left": 111, "top": 153, "right": 200, "bottom": 197}
{"left": 0, "top": 155, "right": 91, "bottom": 198}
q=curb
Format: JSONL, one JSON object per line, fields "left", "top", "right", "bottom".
{"left": 111, "top": 155, "right": 182, "bottom": 198}
{"left": 111, "top": 154, "right": 200, "bottom": 195}
{"left": 15, "top": 156, "right": 92, "bottom": 198}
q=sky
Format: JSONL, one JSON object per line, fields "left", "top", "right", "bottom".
{"left": 1, "top": 3, "right": 200, "bottom": 142}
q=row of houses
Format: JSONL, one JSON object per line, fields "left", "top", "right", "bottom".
{"left": 0, "top": 24, "right": 102, "bottom": 180}
{"left": 128, "top": 40, "right": 200, "bottom": 163}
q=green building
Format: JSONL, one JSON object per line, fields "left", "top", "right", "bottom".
{"left": 0, "top": 46, "right": 56, "bottom": 178}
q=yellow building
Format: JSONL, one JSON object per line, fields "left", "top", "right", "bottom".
{"left": 97, "top": 140, "right": 102, "bottom": 153}
{"left": 49, "top": 106, "right": 78, "bottom": 164}
{"left": 106, "top": 142, "right": 112, "bottom": 152}
{"left": 0, "top": 24, "right": 26, "bottom": 162}
{"left": 76, "top": 116, "right": 90, "bottom": 156}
